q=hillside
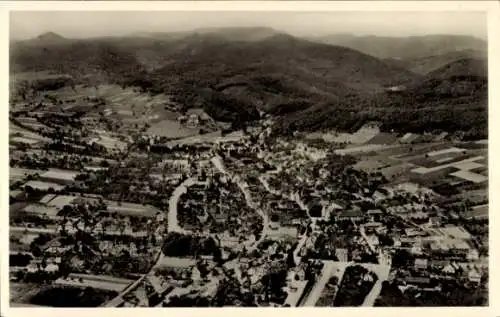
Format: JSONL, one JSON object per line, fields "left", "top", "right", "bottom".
{"left": 10, "top": 29, "right": 486, "bottom": 138}
{"left": 402, "top": 49, "right": 487, "bottom": 75}
{"left": 137, "top": 26, "right": 283, "bottom": 43}
{"left": 312, "top": 34, "right": 487, "bottom": 60}
{"left": 424, "top": 57, "right": 487, "bottom": 80}
{"left": 275, "top": 57, "right": 487, "bottom": 139}
{"left": 129, "top": 33, "right": 418, "bottom": 122}
{"left": 10, "top": 37, "right": 145, "bottom": 84}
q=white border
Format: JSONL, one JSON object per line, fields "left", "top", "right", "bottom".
{"left": 1, "top": 2, "right": 499, "bottom": 317}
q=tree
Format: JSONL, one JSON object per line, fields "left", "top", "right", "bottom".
{"left": 392, "top": 249, "right": 414, "bottom": 268}
{"left": 261, "top": 262, "right": 288, "bottom": 303}
{"left": 286, "top": 246, "right": 296, "bottom": 268}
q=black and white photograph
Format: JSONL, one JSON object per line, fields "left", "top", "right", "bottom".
{"left": 5, "top": 3, "right": 494, "bottom": 311}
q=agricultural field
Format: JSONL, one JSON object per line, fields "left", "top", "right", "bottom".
{"left": 312, "top": 126, "right": 381, "bottom": 145}
{"left": 23, "top": 180, "right": 65, "bottom": 191}
{"left": 335, "top": 144, "right": 397, "bottom": 156}
{"left": 395, "top": 143, "right": 460, "bottom": 161}
{"left": 41, "top": 195, "right": 77, "bottom": 209}
{"left": 55, "top": 274, "right": 135, "bottom": 293}
{"left": 379, "top": 163, "right": 415, "bottom": 182}
{"left": 10, "top": 168, "right": 44, "bottom": 182}
{"left": 24, "top": 285, "right": 118, "bottom": 307}
{"left": 23, "top": 204, "right": 60, "bottom": 218}
{"left": 10, "top": 232, "right": 38, "bottom": 251}
{"left": 9, "top": 122, "right": 50, "bottom": 142}
{"left": 147, "top": 119, "right": 199, "bottom": 138}
{"left": 104, "top": 200, "right": 160, "bottom": 218}
{"left": 92, "top": 134, "right": 128, "bottom": 151}
{"left": 353, "top": 159, "right": 387, "bottom": 172}
{"left": 9, "top": 283, "right": 50, "bottom": 306}
{"left": 365, "top": 133, "right": 400, "bottom": 145}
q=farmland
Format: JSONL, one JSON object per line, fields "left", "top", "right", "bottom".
{"left": 10, "top": 168, "right": 45, "bottom": 182}
{"left": 23, "top": 180, "right": 65, "bottom": 191}
{"left": 104, "top": 200, "right": 160, "bottom": 218}
{"left": 147, "top": 119, "right": 199, "bottom": 138}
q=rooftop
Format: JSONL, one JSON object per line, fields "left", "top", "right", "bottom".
{"left": 40, "top": 169, "right": 79, "bottom": 181}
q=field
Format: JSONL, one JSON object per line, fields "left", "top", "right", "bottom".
{"left": 23, "top": 204, "right": 60, "bottom": 218}
{"left": 335, "top": 144, "right": 398, "bottom": 156}
{"left": 10, "top": 71, "right": 70, "bottom": 83}
{"left": 365, "top": 133, "right": 399, "bottom": 145}
{"left": 353, "top": 159, "right": 387, "bottom": 172}
{"left": 23, "top": 180, "right": 65, "bottom": 191}
{"left": 306, "top": 124, "right": 380, "bottom": 145}
{"left": 50, "top": 84, "right": 184, "bottom": 133}
{"left": 146, "top": 119, "right": 199, "bottom": 138}
{"left": 104, "top": 200, "right": 159, "bottom": 218}
{"left": 464, "top": 204, "right": 488, "bottom": 219}
{"left": 9, "top": 122, "right": 49, "bottom": 142}
{"left": 41, "top": 169, "right": 79, "bottom": 182}
{"left": 411, "top": 156, "right": 484, "bottom": 174}
{"left": 379, "top": 163, "right": 415, "bottom": 181}
{"left": 395, "top": 143, "right": 459, "bottom": 160}
{"left": 42, "top": 195, "right": 77, "bottom": 208}
{"left": 25, "top": 285, "right": 118, "bottom": 307}
{"left": 55, "top": 274, "right": 134, "bottom": 292}
{"left": 10, "top": 232, "right": 37, "bottom": 251}
{"left": 165, "top": 130, "right": 231, "bottom": 146}
{"left": 93, "top": 134, "right": 128, "bottom": 151}
{"left": 10, "top": 168, "right": 44, "bottom": 182}
{"left": 450, "top": 170, "right": 488, "bottom": 184}
{"left": 10, "top": 282, "right": 49, "bottom": 305}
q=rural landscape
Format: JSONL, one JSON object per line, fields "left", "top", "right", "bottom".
{"left": 9, "top": 11, "right": 488, "bottom": 307}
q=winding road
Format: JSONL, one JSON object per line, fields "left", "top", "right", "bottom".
{"left": 211, "top": 155, "right": 269, "bottom": 251}
{"left": 167, "top": 177, "right": 203, "bottom": 234}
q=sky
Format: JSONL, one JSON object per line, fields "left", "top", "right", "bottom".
{"left": 10, "top": 11, "right": 487, "bottom": 40}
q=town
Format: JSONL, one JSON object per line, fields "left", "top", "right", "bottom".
{"left": 9, "top": 85, "right": 488, "bottom": 307}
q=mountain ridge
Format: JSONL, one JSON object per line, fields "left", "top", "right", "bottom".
{"left": 10, "top": 28, "right": 487, "bottom": 138}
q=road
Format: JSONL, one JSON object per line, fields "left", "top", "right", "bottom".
{"left": 104, "top": 176, "right": 204, "bottom": 307}
{"left": 10, "top": 226, "right": 148, "bottom": 237}
{"left": 359, "top": 225, "right": 377, "bottom": 254}
{"left": 211, "top": 155, "right": 269, "bottom": 251}
{"left": 102, "top": 248, "right": 163, "bottom": 307}
{"left": 359, "top": 263, "right": 391, "bottom": 307}
{"left": 235, "top": 179, "right": 269, "bottom": 251}
{"left": 167, "top": 177, "right": 200, "bottom": 234}
{"left": 293, "top": 234, "right": 308, "bottom": 265}
{"left": 302, "top": 261, "right": 338, "bottom": 306}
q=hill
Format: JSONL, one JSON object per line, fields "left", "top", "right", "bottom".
{"left": 35, "top": 32, "right": 68, "bottom": 44}
{"left": 128, "top": 33, "right": 418, "bottom": 123}
{"left": 312, "top": 34, "right": 487, "bottom": 60}
{"left": 424, "top": 57, "right": 486, "bottom": 80}
{"left": 10, "top": 29, "right": 486, "bottom": 138}
{"left": 137, "top": 26, "right": 283, "bottom": 43}
{"left": 10, "top": 37, "right": 145, "bottom": 84}
{"left": 275, "top": 57, "right": 487, "bottom": 139}
{"left": 401, "top": 49, "right": 487, "bottom": 75}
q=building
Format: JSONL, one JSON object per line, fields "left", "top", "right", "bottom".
{"left": 268, "top": 226, "right": 299, "bottom": 241}
{"left": 366, "top": 209, "right": 383, "bottom": 221}
{"left": 468, "top": 269, "right": 482, "bottom": 285}
{"left": 442, "top": 263, "right": 456, "bottom": 275}
{"left": 155, "top": 256, "right": 196, "bottom": 269}
{"left": 364, "top": 222, "right": 384, "bottom": 234}
{"left": 334, "top": 210, "right": 364, "bottom": 222}
{"left": 403, "top": 276, "right": 432, "bottom": 287}
{"left": 414, "top": 258, "right": 428, "bottom": 271}
{"left": 428, "top": 239, "right": 471, "bottom": 260}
